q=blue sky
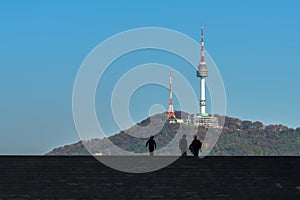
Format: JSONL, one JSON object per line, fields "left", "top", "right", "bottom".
{"left": 0, "top": 0, "right": 300, "bottom": 154}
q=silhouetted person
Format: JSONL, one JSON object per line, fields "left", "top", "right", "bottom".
{"left": 189, "top": 135, "right": 202, "bottom": 156}
{"left": 146, "top": 135, "right": 156, "bottom": 156}
{"left": 179, "top": 134, "right": 188, "bottom": 156}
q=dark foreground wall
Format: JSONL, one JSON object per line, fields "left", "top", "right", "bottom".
{"left": 0, "top": 156, "right": 299, "bottom": 199}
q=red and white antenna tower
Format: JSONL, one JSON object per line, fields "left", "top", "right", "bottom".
{"left": 167, "top": 70, "right": 177, "bottom": 122}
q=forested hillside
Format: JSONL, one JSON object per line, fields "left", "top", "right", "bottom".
{"left": 47, "top": 112, "right": 300, "bottom": 156}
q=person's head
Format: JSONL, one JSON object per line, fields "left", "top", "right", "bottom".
{"left": 194, "top": 135, "right": 197, "bottom": 139}
{"left": 150, "top": 135, "right": 154, "bottom": 139}
{"left": 182, "top": 134, "right": 186, "bottom": 138}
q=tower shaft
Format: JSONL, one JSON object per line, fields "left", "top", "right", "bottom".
{"left": 200, "top": 78, "right": 206, "bottom": 114}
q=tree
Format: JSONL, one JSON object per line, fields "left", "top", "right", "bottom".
{"left": 252, "top": 121, "right": 264, "bottom": 129}
{"left": 241, "top": 120, "right": 252, "bottom": 130}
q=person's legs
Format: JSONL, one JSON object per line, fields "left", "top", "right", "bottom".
{"left": 181, "top": 150, "right": 185, "bottom": 156}
{"left": 149, "top": 151, "right": 154, "bottom": 156}
{"left": 192, "top": 150, "right": 199, "bottom": 156}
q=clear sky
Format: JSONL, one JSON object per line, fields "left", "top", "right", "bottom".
{"left": 1, "top": 0, "right": 300, "bottom": 154}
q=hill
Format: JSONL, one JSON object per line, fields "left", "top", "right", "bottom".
{"left": 46, "top": 112, "right": 300, "bottom": 156}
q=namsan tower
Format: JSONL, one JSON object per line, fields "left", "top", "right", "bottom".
{"left": 196, "top": 25, "right": 209, "bottom": 117}
{"left": 167, "top": 70, "right": 177, "bottom": 123}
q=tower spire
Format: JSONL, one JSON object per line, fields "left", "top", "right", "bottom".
{"left": 200, "top": 24, "right": 205, "bottom": 64}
